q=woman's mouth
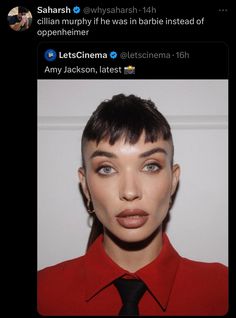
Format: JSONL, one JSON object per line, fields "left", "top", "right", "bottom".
{"left": 116, "top": 209, "right": 149, "bottom": 229}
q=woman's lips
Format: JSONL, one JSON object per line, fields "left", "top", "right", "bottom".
{"left": 116, "top": 209, "right": 149, "bottom": 229}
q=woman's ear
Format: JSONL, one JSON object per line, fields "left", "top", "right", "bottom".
{"left": 78, "top": 167, "right": 90, "bottom": 201}
{"left": 171, "top": 164, "right": 180, "bottom": 196}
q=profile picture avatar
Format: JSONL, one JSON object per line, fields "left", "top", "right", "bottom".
{"left": 7, "top": 6, "right": 32, "bottom": 31}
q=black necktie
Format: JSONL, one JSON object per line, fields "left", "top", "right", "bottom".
{"left": 114, "top": 278, "right": 147, "bottom": 316}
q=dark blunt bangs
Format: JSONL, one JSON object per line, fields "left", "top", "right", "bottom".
{"left": 82, "top": 94, "right": 173, "bottom": 166}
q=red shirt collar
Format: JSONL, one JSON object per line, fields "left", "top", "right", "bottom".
{"left": 84, "top": 233, "right": 180, "bottom": 310}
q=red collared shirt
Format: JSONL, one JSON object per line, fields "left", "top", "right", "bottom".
{"left": 37, "top": 234, "right": 228, "bottom": 316}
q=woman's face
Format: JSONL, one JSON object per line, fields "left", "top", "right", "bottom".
{"left": 79, "top": 133, "right": 180, "bottom": 243}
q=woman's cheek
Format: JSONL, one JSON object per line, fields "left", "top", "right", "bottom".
{"left": 88, "top": 176, "right": 117, "bottom": 208}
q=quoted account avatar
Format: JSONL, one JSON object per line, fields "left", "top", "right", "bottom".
{"left": 38, "top": 94, "right": 228, "bottom": 316}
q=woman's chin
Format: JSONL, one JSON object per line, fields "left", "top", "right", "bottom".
{"left": 105, "top": 226, "right": 161, "bottom": 248}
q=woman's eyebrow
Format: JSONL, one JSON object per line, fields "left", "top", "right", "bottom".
{"left": 139, "top": 147, "right": 167, "bottom": 158}
{"left": 90, "top": 150, "right": 117, "bottom": 159}
{"left": 90, "top": 147, "right": 167, "bottom": 159}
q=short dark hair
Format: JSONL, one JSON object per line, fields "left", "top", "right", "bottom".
{"left": 18, "top": 6, "right": 28, "bottom": 14}
{"left": 81, "top": 94, "right": 173, "bottom": 167}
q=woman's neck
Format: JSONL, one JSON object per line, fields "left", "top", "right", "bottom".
{"left": 103, "top": 228, "right": 163, "bottom": 273}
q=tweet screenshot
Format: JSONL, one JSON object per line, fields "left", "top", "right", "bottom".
{"left": 4, "top": 0, "right": 231, "bottom": 316}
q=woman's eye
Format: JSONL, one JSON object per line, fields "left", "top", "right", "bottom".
{"left": 97, "top": 166, "right": 116, "bottom": 175}
{"left": 143, "top": 163, "right": 160, "bottom": 172}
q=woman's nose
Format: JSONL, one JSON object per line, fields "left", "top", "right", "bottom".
{"left": 119, "top": 172, "right": 142, "bottom": 201}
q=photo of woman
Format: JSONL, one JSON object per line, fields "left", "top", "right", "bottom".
{"left": 37, "top": 89, "right": 228, "bottom": 316}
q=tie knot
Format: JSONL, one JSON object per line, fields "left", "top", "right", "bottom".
{"left": 114, "top": 278, "right": 147, "bottom": 305}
